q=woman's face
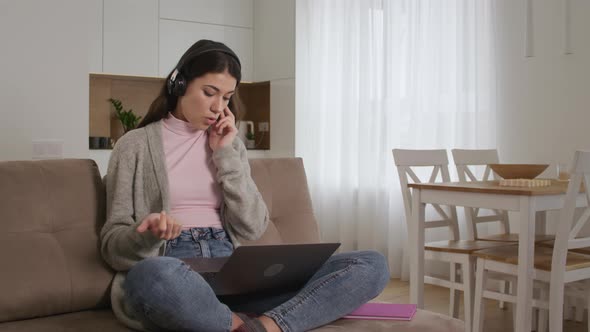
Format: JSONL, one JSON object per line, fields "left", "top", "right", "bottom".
{"left": 172, "top": 70, "right": 237, "bottom": 130}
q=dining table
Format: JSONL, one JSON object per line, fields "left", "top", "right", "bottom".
{"left": 407, "top": 179, "right": 587, "bottom": 332}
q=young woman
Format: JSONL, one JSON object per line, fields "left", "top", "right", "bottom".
{"left": 100, "top": 39, "right": 390, "bottom": 332}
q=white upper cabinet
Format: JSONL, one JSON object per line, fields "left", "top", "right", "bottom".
{"left": 222, "top": 26, "right": 254, "bottom": 81}
{"left": 103, "top": 0, "right": 159, "bottom": 76}
{"left": 223, "top": 0, "right": 254, "bottom": 28}
{"left": 159, "top": 19, "right": 253, "bottom": 81}
{"left": 99, "top": 0, "right": 254, "bottom": 79}
{"left": 159, "top": 0, "right": 253, "bottom": 28}
{"left": 159, "top": 19, "right": 224, "bottom": 76}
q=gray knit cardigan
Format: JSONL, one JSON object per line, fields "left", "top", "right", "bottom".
{"left": 99, "top": 121, "right": 269, "bottom": 330}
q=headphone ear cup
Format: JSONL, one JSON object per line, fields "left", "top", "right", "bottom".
{"left": 173, "top": 74, "right": 187, "bottom": 96}
{"left": 167, "top": 76, "right": 175, "bottom": 95}
{"left": 167, "top": 71, "right": 187, "bottom": 96}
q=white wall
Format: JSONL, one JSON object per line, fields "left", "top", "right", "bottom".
{"left": 0, "top": 0, "right": 91, "bottom": 161}
{"left": 253, "top": 0, "right": 295, "bottom": 82}
{"left": 89, "top": 0, "right": 103, "bottom": 73}
{"left": 251, "top": 0, "right": 296, "bottom": 159}
{"left": 495, "top": 0, "right": 590, "bottom": 169}
{"left": 0, "top": 1, "right": 295, "bottom": 171}
{"left": 495, "top": 0, "right": 590, "bottom": 235}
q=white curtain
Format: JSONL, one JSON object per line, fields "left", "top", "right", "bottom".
{"left": 296, "top": 0, "right": 497, "bottom": 279}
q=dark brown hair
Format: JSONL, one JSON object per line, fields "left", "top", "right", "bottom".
{"left": 137, "top": 41, "right": 243, "bottom": 129}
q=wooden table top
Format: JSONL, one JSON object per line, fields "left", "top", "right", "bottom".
{"left": 407, "top": 179, "right": 573, "bottom": 196}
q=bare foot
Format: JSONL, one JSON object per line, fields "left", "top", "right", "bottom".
{"left": 258, "top": 315, "right": 282, "bottom": 332}
{"left": 231, "top": 313, "right": 245, "bottom": 331}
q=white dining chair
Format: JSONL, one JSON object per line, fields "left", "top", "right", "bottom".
{"left": 452, "top": 149, "right": 556, "bottom": 311}
{"left": 471, "top": 150, "right": 590, "bottom": 332}
{"left": 393, "top": 149, "right": 513, "bottom": 332}
{"left": 451, "top": 149, "right": 554, "bottom": 243}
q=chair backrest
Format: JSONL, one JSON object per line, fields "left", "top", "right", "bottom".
{"left": 392, "top": 149, "right": 460, "bottom": 240}
{"left": 451, "top": 149, "right": 509, "bottom": 240}
{"left": 452, "top": 149, "right": 499, "bottom": 182}
{"left": 552, "top": 150, "right": 590, "bottom": 273}
{"left": 550, "top": 150, "right": 590, "bottom": 330}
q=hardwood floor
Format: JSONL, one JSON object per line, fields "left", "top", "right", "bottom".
{"left": 373, "top": 279, "right": 587, "bottom": 332}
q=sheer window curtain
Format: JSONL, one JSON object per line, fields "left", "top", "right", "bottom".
{"left": 295, "top": 0, "right": 497, "bottom": 279}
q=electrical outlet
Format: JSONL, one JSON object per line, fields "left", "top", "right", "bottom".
{"left": 32, "top": 140, "right": 63, "bottom": 160}
{"left": 258, "top": 122, "right": 269, "bottom": 132}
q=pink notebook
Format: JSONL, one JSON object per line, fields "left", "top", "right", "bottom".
{"left": 343, "top": 303, "right": 417, "bottom": 321}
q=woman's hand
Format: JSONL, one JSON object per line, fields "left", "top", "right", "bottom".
{"left": 209, "top": 107, "right": 237, "bottom": 151}
{"left": 136, "top": 211, "right": 182, "bottom": 240}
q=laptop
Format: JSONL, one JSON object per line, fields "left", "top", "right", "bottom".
{"left": 181, "top": 243, "right": 340, "bottom": 296}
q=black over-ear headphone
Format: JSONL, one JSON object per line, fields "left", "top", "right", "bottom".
{"left": 167, "top": 41, "right": 242, "bottom": 97}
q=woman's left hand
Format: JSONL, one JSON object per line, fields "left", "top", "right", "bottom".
{"left": 209, "top": 107, "right": 237, "bottom": 151}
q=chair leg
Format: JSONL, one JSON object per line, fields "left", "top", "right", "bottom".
{"left": 531, "top": 287, "right": 538, "bottom": 332}
{"left": 537, "top": 285, "right": 548, "bottom": 332}
{"left": 473, "top": 258, "right": 487, "bottom": 332}
{"left": 549, "top": 280, "right": 565, "bottom": 332}
{"left": 463, "top": 258, "right": 475, "bottom": 332}
{"left": 575, "top": 298, "right": 585, "bottom": 322}
{"left": 510, "top": 279, "right": 517, "bottom": 331}
{"left": 564, "top": 295, "right": 574, "bottom": 321}
{"left": 498, "top": 280, "right": 509, "bottom": 309}
{"left": 531, "top": 307, "right": 538, "bottom": 332}
{"left": 450, "top": 262, "right": 460, "bottom": 318}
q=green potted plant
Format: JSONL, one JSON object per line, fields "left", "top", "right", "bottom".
{"left": 245, "top": 131, "right": 256, "bottom": 149}
{"left": 108, "top": 98, "right": 142, "bottom": 133}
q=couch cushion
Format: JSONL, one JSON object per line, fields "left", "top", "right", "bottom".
{"left": 311, "top": 309, "right": 464, "bottom": 332}
{"left": 0, "top": 308, "right": 463, "bottom": 332}
{"left": 246, "top": 158, "right": 321, "bottom": 245}
{"left": 0, "top": 309, "right": 132, "bottom": 332}
{"left": 0, "top": 159, "right": 114, "bottom": 322}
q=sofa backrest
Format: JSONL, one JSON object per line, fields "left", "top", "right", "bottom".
{"left": 0, "top": 159, "right": 113, "bottom": 323}
{"left": 245, "top": 158, "right": 321, "bottom": 245}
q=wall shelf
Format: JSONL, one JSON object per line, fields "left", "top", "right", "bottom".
{"left": 89, "top": 72, "right": 270, "bottom": 149}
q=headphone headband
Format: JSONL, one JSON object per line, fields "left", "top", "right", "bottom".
{"left": 176, "top": 47, "right": 241, "bottom": 72}
{"left": 167, "top": 40, "right": 241, "bottom": 96}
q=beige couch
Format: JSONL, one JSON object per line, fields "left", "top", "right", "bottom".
{"left": 0, "top": 158, "right": 463, "bottom": 332}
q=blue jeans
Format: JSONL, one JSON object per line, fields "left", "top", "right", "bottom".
{"left": 123, "top": 228, "right": 390, "bottom": 332}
